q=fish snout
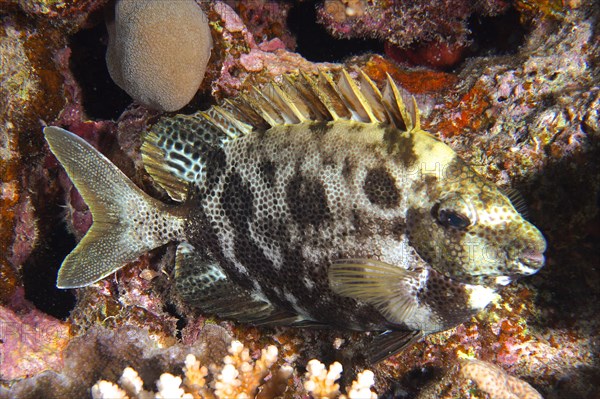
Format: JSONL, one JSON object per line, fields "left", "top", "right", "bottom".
{"left": 517, "top": 248, "right": 545, "bottom": 274}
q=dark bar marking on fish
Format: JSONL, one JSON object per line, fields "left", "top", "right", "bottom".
{"left": 308, "top": 121, "right": 330, "bottom": 139}
{"left": 286, "top": 175, "right": 331, "bottom": 228}
{"left": 202, "top": 148, "right": 227, "bottom": 192}
{"left": 341, "top": 156, "right": 356, "bottom": 181}
{"left": 418, "top": 271, "right": 471, "bottom": 326}
{"left": 383, "top": 126, "right": 418, "bottom": 167}
{"left": 222, "top": 172, "right": 254, "bottom": 230}
{"left": 259, "top": 159, "right": 277, "bottom": 188}
{"left": 363, "top": 167, "right": 402, "bottom": 209}
{"left": 322, "top": 154, "right": 336, "bottom": 168}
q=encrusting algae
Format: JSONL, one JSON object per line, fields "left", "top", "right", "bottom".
{"left": 459, "top": 358, "right": 543, "bottom": 399}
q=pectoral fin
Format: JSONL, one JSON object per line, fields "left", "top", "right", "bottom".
{"left": 328, "top": 259, "right": 421, "bottom": 326}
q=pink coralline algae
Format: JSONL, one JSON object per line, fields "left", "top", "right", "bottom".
{"left": 209, "top": 2, "right": 332, "bottom": 99}
{"left": 318, "top": 0, "right": 509, "bottom": 49}
{"left": 0, "top": 289, "right": 70, "bottom": 381}
{"left": 224, "top": 0, "right": 297, "bottom": 50}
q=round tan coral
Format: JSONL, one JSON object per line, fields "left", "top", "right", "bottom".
{"left": 106, "top": 0, "right": 212, "bottom": 112}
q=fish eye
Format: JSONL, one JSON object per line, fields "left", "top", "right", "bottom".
{"left": 433, "top": 194, "right": 474, "bottom": 230}
{"left": 437, "top": 209, "right": 471, "bottom": 230}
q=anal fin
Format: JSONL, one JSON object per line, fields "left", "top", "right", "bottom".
{"left": 174, "top": 243, "right": 300, "bottom": 325}
{"left": 367, "top": 330, "right": 423, "bottom": 364}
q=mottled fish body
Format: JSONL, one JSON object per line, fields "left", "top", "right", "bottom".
{"left": 45, "top": 69, "right": 546, "bottom": 361}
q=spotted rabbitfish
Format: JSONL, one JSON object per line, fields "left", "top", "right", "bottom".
{"left": 45, "top": 69, "right": 546, "bottom": 362}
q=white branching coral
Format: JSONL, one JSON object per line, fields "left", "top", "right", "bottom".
{"left": 344, "top": 370, "right": 377, "bottom": 399}
{"left": 91, "top": 341, "right": 377, "bottom": 399}
{"left": 119, "top": 367, "right": 145, "bottom": 397}
{"left": 304, "top": 359, "right": 377, "bottom": 399}
{"left": 183, "top": 354, "right": 211, "bottom": 398}
{"left": 91, "top": 380, "right": 129, "bottom": 399}
{"left": 91, "top": 340, "right": 292, "bottom": 399}
{"left": 156, "top": 373, "right": 192, "bottom": 399}
{"left": 304, "top": 359, "right": 343, "bottom": 398}
{"left": 214, "top": 340, "right": 280, "bottom": 398}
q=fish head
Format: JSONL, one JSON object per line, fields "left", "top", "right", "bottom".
{"left": 404, "top": 138, "right": 546, "bottom": 288}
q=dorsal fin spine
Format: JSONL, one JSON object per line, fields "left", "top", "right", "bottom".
{"left": 319, "top": 70, "right": 352, "bottom": 120}
{"left": 301, "top": 71, "right": 340, "bottom": 121}
{"left": 272, "top": 83, "right": 309, "bottom": 123}
{"left": 384, "top": 73, "right": 413, "bottom": 131}
{"left": 242, "top": 91, "right": 280, "bottom": 127}
{"left": 357, "top": 70, "right": 387, "bottom": 122}
{"left": 338, "top": 69, "right": 378, "bottom": 123}
{"left": 141, "top": 68, "right": 425, "bottom": 196}
{"left": 210, "top": 106, "right": 253, "bottom": 138}
{"left": 294, "top": 72, "right": 331, "bottom": 121}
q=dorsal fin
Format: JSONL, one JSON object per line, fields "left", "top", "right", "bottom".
{"left": 382, "top": 73, "right": 420, "bottom": 132}
{"left": 141, "top": 129, "right": 190, "bottom": 202}
{"left": 356, "top": 70, "right": 387, "bottom": 122}
{"left": 141, "top": 68, "right": 423, "bottom": 198}
{"left": 141, "top": 112, "right": 230, "bottom": 201}
{"left": 502, "top": 187, "right": 530, "bottom": 218}
{"left": 337, "top": 69, "right": 379, "bottom": 123}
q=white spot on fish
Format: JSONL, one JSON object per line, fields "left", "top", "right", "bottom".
{"left": 466, "top": 284, "right": 499, "bottom": 310}
{"left": 303, "top": 277, "right": 315, "bottom": 290}
{"left": 284, "top": 291, "right": 305, "bottom": 315}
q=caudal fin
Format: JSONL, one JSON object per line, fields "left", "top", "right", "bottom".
{"left": 44, "top": 127, "right": 185, "bottom": 288}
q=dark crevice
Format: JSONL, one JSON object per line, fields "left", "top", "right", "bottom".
{"left": 164, "top": 303, "right": 187, "bottom": 340}
{"left": 69, "top": 22, "right": 131, "bottom": 120}
{"left": 22, "top": 217, "right": 76, "bottom": 320}
{"left": 467, "top": 7, "right": 527, "bottom": 57}
{"left": 287, "top": 0, "right": 384, "bottom": 62}
{"left": 379, "top": 366, "right": 440, "bottom": 399}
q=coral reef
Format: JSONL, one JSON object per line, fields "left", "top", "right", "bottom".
{"left": 0, "top": 11, "right": 69, "bottom": 303}
{"left": 208, "top": 2, "right": 332, "bottom": 100}
{"left": 224, "top": 0, "right": 297, "bottom": 50}
{"left": 1, "top": 0, "right": 599, "bottom": 398}
{"left": 459, "top": 358, "right": 543, "bottom": 399}
{"left": 1, "top": 324, "right": 233, "bottom": 399}
{"left": 105, "top": 0, "right": 213, "bottom": 111}
{"left": 317, "top": 0, "right": 509, "bottom": 52}
{"left": 0, "top": 288, "right": 70, "bottom": 381}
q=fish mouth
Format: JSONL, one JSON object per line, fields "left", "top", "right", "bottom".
{"left": 517, "top": 250, "right": 545, "bottom": 274}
